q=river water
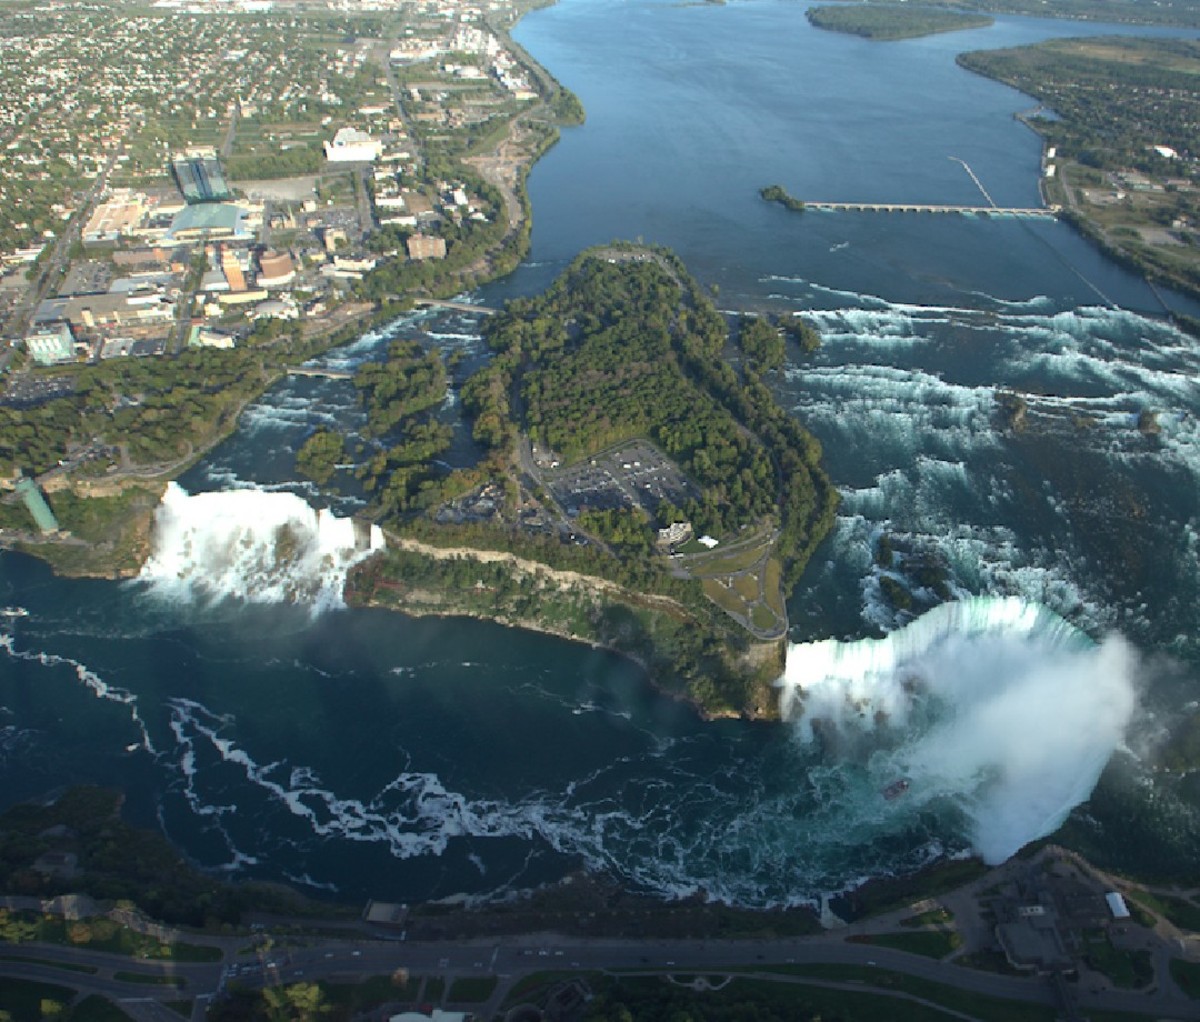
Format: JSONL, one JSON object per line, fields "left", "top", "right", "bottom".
{"left": 3, "top": 0, "right": 1199, "bottom": 907}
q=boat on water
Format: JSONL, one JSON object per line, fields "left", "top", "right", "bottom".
{"left": 0, "top": 607, "right": 29, "bottom": 619}
{"left": 882, "top": 778, "right": 910, "bottom": 801}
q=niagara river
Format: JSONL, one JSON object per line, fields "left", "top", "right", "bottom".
{"left": 3, "top": 0, "right": 1200, "bottom": 908}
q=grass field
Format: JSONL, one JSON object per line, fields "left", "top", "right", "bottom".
{"left": 1082, "top": 930, "right": 1154, "bottom": 989}
{"left": 853, "top": 929, "right": 962, "bottom": 959}
{"left": 447, "top": 975, "right": 498, "bottom": 1001}
{"left": 754, "top": 964, "right": 1057, "bottom": 1022}
{"left": 1171, "top": 957, "right": 1200, "bottom": 999}
{"left": 0, "top": 977, "right": 80, "bottom": 1022}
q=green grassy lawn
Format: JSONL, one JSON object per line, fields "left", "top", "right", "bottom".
{"left": 500, "top": 971, "right": 577, "bottom": 1008}
{"left": 71, "top": 996, "right": 133, "bottom": 1021}
{"left": 753, "top": 964, "right": 1057, "bottom": 1022}
{"left": 598, "top": 971, "right": 1046, "bottom": 1022}
{"left": 1171, "top": 957, "right": 1200, "bottom": 999}
{"left": 1082, "top": 930, "right": 1154, "bottom": 989}
{"left": 447, "top": 975, "right": 498, "bottom": 1001}
{"left": 1129, "top": 890, "right": 1200, "bottom": 931}
{"left": 763, "top": 556, "right": 785, "bottom": 615}
{"left": 701, "top": 577, "right": 748, "bottom": 618}
{"left": 851, "top": 929, "right": 961, "bottom": 959}
{"left": 0, "top": 977, "right": 79, "bottom": 1022}
{"left": 10, "top": 912, "right": 222, "bottom": 963}
{"left": 732, "top": 572, "right": 758, "bottom": 601}
{"left": 322, "top": 973, "right": 420, "bottom": 1007}
{"left": 750, "top": 602, "right": 780, "bottom": 631}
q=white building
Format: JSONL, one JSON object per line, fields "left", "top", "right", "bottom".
{"left": 25, "top": 322, "right": 75, "bottom": 365}
{"left": 324, "top": 127, "right": 383, "bottom": 163}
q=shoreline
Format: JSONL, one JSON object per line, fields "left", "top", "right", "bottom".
{"left": 347, "top": 532, "right": 776, "bottom": 721}
{"left": 958, "top": 52, "right": 1200, "bottom": 311}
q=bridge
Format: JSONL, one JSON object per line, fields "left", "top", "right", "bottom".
{"left": 805, "top": 202, "right": 1059, "bottom": 218}
{"left": 286, "top": 366, "right": 355, "bottom": 380}
{"left": 802, "top": 157, "right": 1059, "bottom": 219}
{"left": 413, "top": 298, "right": 497, "bottom": 315}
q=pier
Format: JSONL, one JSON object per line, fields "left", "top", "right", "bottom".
{"left": 805, "top": 202, "right": 1059, "bottom": 218}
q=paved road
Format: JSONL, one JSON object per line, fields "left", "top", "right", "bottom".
{"left": 9, "top": 930, "right": 1193, "bottom": 1019}
{"left": 6, "top": 150, "right": 119, "bottom": 338}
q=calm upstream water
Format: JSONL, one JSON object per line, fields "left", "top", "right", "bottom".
{"left": 3, "top": 0, "right": 1200, "bottom": 907}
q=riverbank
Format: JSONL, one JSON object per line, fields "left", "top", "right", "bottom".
{"left": 957, "top": 38, "right": 1200, "bottom": 309}
{"left": 347, "top": 536, "right": 786, "bottom": 721}
{"left": 806, "top": 5, "right": 994, "bottom": 40}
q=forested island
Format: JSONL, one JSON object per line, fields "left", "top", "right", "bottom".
{"left": 959, "top": 37, "right": 1200, "bottom": 301}
{"left": 345, "top": 247, "right": 838, "bottom": 719}
{"left": 806, "top": 5, "right": 993, "bottom": 40}
{"left": 760, "top": 184, "right": 807, "bottom": 213}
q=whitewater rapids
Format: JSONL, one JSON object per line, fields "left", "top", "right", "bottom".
{"left": 778, "top": 597, "right": 1137, "bottom": 864}
{"left": 139, "top": 483, "right": 384, "bottom": 610}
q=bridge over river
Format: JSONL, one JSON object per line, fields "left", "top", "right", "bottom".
{"left": 805, "top": 201, "right": 1059, "bottom": 218}
{"left": 413, "top": 298, "right": 497, "bottom": 314}
{"left": 285, "top": 366, "right": 355, "bottom": 380}
{"left": 803, "top": 156, "right": 1059, "bottom": 219}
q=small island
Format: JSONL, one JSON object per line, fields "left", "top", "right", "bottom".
{"left": 806, "top": 5, "right": 994, "bottom": 41}
{"left": 760, "top": 183, "right": 806, "bottom": 213}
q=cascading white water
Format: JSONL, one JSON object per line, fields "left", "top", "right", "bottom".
{"left": 139, "top": 483, "right": 384, "bottom": 611}
{"left": 778, "top": 597, "right": 1137, "bottom": 864}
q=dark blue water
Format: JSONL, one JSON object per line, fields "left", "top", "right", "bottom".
{"left": 3, "top": 0, "right": 1200, "bottom": 905}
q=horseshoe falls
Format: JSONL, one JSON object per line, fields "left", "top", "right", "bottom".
{"left": 779, "top": 598, "right": 1137, "bottom": 866}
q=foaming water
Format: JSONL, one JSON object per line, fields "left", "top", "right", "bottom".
{"left": 0, "top": 633, "right": 155, "bottom": 752}
{"left": 139, "top": 483, "right": 383, "bottom": 611}
{"left": 779, "top": 598, "right": 1137, "bottom": 863}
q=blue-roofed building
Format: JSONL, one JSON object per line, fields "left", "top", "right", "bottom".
{"left": 172, "top": 151, "right": 233, "bottom": 204}
{"left": 166, "top": 203, "right": 250, "bottom": 243}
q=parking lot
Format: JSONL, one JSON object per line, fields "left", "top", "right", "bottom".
{"left": 545, "top": 439, "right": 696, "bottom": 518}
{"left": 1, "top": 372, "right": 76, "bottom": 407}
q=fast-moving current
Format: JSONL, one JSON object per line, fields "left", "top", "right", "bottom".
{"left": 2, "top": 0, "right": 1199, "bottom": 906}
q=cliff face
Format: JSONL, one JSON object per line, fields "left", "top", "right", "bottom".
{"left": 347, "top": 543, "right": 787, "bottom": 721}
{"left": 1, "top": 481, "right": 166, "bottom": 579}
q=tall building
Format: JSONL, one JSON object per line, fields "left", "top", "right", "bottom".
{"left": 220, "top": 247, "right": 246, "bottom": 292}
{"left": 24, "top": 322, "right": 75, "bottom": 365}
{"left": 171, "top": 151, "right": 233, "bottom": 204}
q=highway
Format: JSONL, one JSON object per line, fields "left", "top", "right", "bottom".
{"left": 4, "top": 928, "right": 1199, "bottom": 1021}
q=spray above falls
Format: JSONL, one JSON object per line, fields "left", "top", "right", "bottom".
{"left": 778, "top": 598, "right": 1137, "bottom": 864}
{"left": 139, "top": 483, "right": 384, "bottom": 610}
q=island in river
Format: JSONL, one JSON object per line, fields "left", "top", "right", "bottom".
{"left": 806, "top": 5, "right": 994, "bottom": 40}
{"left": 346, "top": 246, "right": 838, "bottom": 719}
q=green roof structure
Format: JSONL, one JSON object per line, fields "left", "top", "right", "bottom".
{"left": 166, "top": 203, "right": 249, "bottom": 242}
{"left": 15, "top": 477, "right": 59, "bottom": 533}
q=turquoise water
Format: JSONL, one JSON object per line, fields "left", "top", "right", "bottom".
{"left": 2, "top": 0, "right": 1199, "bottom": 905}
